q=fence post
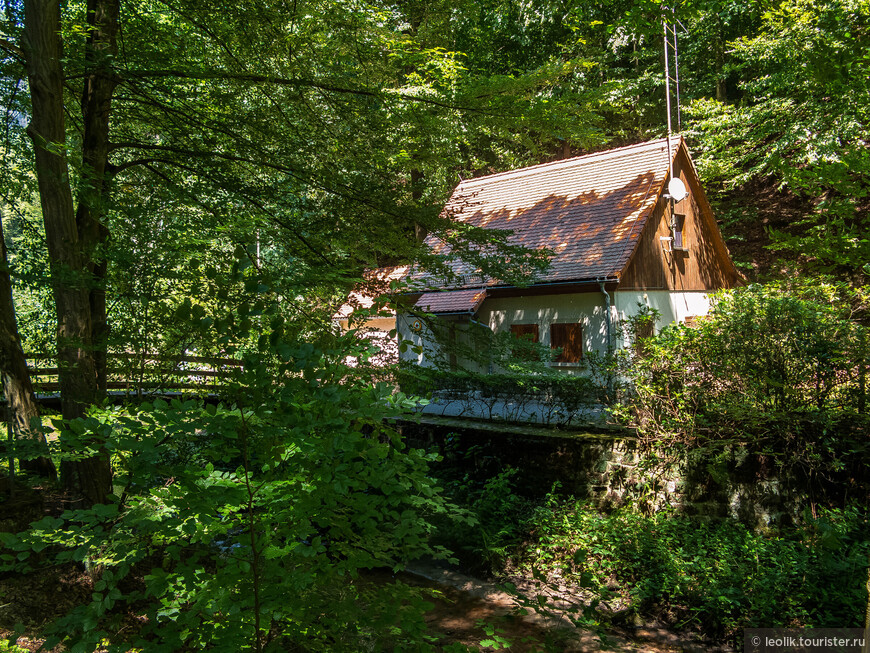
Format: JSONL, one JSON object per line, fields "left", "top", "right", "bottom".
{"left": 6, "top": 403, "right": 14, "bottom": 498}
{"left": 859, "top": 326, "right": 866, "bottom": 415}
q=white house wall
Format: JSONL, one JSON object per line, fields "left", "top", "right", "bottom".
{"left": 613, "top": 290, "right": 711, "bottom": 344}
{"left": 397, "top": 313, "right": 438, "bottom": 367}
{"left": 398, "top": 293, "right": 612, "bottom": 369}
{"left": 478, "top": 292, "right": 613, "bottom": 369}
{"left": 399, "top": 289, "right": 714, "bottom": 369}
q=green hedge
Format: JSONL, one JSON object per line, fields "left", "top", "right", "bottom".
{"left": 396, "top": 363, "right": 607, "bottom": 425}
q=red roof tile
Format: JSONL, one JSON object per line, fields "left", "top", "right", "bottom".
{"left": 335, "top": 266, "right": 407, "bottom": 319}
{"left": 414, "top": 289, "right": 487, "bottom": 314}
{"left": 422, "top": 137, "right": 681, "bottom": 287}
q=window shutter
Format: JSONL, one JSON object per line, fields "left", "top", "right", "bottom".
{"left": 550, "top": 323, "right": 583, "bottom": 363}
{"left": 510, "top": 324, "right": 539, "bottom": 360}
{"left": 510, "top": 324, "right": 539, "bottom": 342}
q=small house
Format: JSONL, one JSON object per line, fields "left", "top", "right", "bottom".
{"left": 398, "top": 136, "right": 742, "bottom": 370}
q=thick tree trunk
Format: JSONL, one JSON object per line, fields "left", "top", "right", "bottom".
{"left": 0, "top": 217, "right": 56, "bottom": 479}
{"left": 77, "top": 0, "right": 119, "bottom": 395}
{"left": 22, "top": 0, "right": 111, "bottom": 504}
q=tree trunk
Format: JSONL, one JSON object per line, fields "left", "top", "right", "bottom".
{"left": 714, "top": 18, "right": 727, "bottom": 102}
{"left": 77, "top": 0, "right": 119, "bottom": 396}
{"left": 22, "top": 0, "right": 111, "bottom": 504}
{"left": 0, "top": 216, "right": 56, "bottom": 479}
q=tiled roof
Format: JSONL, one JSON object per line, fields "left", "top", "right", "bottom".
{"left": 334, "top": 266, "right": 407, "bottom": 319}
{"left": 423, "top": 137, "right": 681, "bottom": 287}
{"left": 414, "top": 288, "right": 487, "bottom": 314}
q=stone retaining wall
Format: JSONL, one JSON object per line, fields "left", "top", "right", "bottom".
{"left": 398, "top": 417, "right": 830, "bottom": 529}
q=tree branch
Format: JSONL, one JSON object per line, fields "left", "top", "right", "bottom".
{"left": 113, "top": 69, "right": 489, "bottom": 113}
{"left": 107, "top": 156, "right": 177, "bottom": 176}
{"left": 137, "top": 159, "right": 331, "bottom": 265}
{"left": 110, "top": 140, "right": 407, "bottom": 225}
{"left": 0, "top": 38, "right": 23, "bottom": 61}
{"left": 110, "top": 140, "right": 298, "bottom": 175}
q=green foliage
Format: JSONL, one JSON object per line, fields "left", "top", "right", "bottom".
{"left": 686, "top": 0, "right": 870, "bottom": 274}
{"left": 520, "top": 498, "right": 870, "bottom": 640}
{"left": 3, "top": 0, "right": 870, "bottom": 645}
{"left": 0, "top": 286, "right": 468, "bottom": 651}
{"left": 3, "top": 206, "right": 55, "bottom": 355}
{"left": 2, "top": 0, "right": 589, "bottom": 361}
{"left": 397, "top": 362, "right": 605, "bottom": 425}
{"left": 622, "top": 281, "right": 870, "bottom": 482}
{"left": 0, "top": 642, "right": 29, "bottom": 653}
{"left": 432, "top": 466, "right": 532, "bottom": 574}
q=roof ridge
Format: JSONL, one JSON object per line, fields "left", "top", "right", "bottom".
{"left": 458, "top": 136, "right": 682, "bottom": 189}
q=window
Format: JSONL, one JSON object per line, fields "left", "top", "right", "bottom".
{"left": 550, "top": 323, "right": 583, "bottom": 363}
{"left": 633, "top": 318, "right": 654, "bottom": 358}
{"left": 673, "top": 212, "right": 686, "bottom": 250}
{"left": 510, "top": 323, "right": 539, "bottom": 360}
{"left": 510, "top": 324, "right": 539, "bottom": 342}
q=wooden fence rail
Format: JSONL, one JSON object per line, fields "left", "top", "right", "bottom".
{"left": 22, "top": 353, "right": 244, "bottom": 397}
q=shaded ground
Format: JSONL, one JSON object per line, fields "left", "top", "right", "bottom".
{"left": 712, "top": 180, "right": 813, "bottom": 282}
{"left": 0, "top": 480, "right": 733, "bottom": 652}
{"left": 1, "top": 563, "right": 727, "bottom": 653}
{"left": 406, "top": 559, "right": 732, "bottom": 652}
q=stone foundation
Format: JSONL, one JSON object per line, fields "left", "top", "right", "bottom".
{"left": 397, "top": 416, "right": 854, "bottom": 529}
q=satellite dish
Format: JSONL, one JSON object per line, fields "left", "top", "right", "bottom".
{"left": 668, "top": 177, "right": 688, "bottom": 201}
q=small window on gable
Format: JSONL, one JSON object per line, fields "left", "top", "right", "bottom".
{"left": 673, "top": 213, "right": 686, "bottom": 250}
{"left": 550, "top": 323, "right": 583, "bottom": 363}
{"left": 510, "top": 323, "right": 539, "bottom": 360}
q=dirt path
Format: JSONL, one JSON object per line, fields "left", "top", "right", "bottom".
{"left": 406, "top": 560, "right": 731, "bottom": 652}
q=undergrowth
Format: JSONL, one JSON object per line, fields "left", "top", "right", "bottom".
{"left": 525, "top": 498, "right": 868, "bottom": 641}
{"left": 437, "top": 467, "right": 870, "bottom": 645}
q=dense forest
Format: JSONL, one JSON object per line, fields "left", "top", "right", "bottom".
{"left": 0, "top": 0, "right": 868, "bottom": 650}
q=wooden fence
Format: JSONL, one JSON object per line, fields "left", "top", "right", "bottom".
{"left": 24, "top": 352, "right": 244, "bottom": 397}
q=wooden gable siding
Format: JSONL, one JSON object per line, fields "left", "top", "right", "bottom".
{"left": 618, "top": 146, "right": 741, "bottom": 292}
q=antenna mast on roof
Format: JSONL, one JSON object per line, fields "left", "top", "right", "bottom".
{"left": 662, "top": 4, "right": 685, "bottom": 182}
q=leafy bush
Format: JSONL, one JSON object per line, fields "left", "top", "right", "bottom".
{"left": 432, "top": 465, "right": 533, "bottom": 574}
{"left": 520, "top": 498, "right": 870, "bottom": 641}
{"left": 0, "top": 332, "right": 466, "bottom": 652}
{"left": 621, "top": 281, "right": 870, "bottom": 487}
